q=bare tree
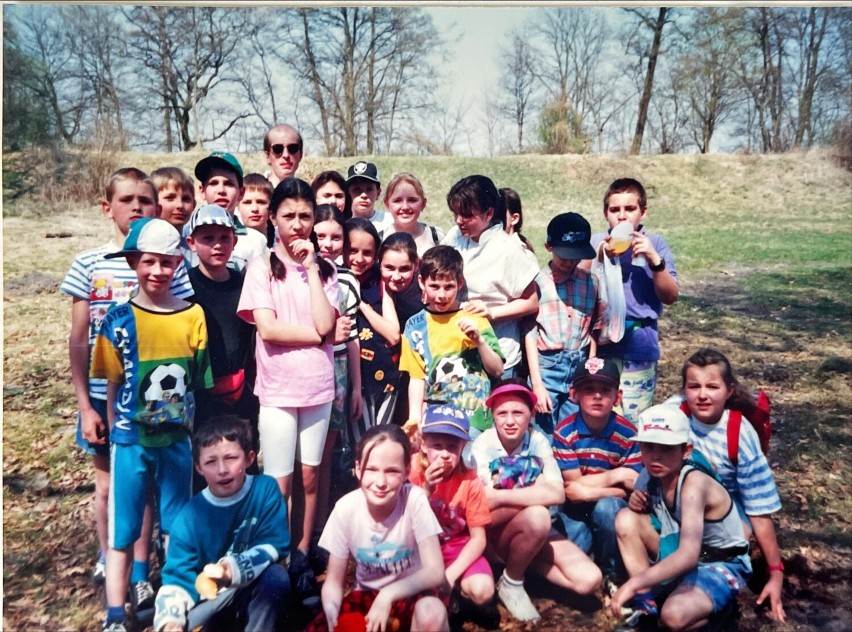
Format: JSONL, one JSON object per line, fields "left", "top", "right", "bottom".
{"left": 647, "top": 60, "right": 688, "bottom": 154}
{"left": 530, "top": 8, "right": 607, "bottom": 150}
{"left": 285, "top": 7, "right": 442, "bottom": 156}
{"left": 482, "top": 95, "right": 501, "bottom": 157}
{"left": 677, "top": 8, "right": 749, "bottom": 153}
{"left": 497, "top": 30, "right": 537, "bottom": 153}
{"left": 736, "top": 8, "right": 791, "bottom": 152}
{"left": 791, "top": 8, "right": 834, "bottom": 147}
{"left": 123, "top": 6, "right": 250, "bottom": 151}
{"left": 625, "top": 7, "right": 671, "bottom": 155}
{"left": 237, "top": 9, "right": 285, "bottom": 132}
{"left": 61, "top": 6, "right": 128, "bottom": 148}
{"left": 7, "top": 6, "right": 86, "bottom": 145}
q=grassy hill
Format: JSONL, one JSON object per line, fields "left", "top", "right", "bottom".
{"left": 3, "top": 151, "right": 851, "bottom": 630}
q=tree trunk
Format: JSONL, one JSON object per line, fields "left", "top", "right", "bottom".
{"left": 795, "top": 8, "right": 828, "bottom": 148}
{"left": 631, "top": 7, "right": 667, "bottom": 155}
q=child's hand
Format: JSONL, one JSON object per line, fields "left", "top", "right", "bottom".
{"left": 461, "top": 299, "right": 491, "bottom": 319}
{"left": 349, "top": 390, "right": 364, "bottom": 422}
{"left": 630, "top": 232, "right": 661, "bottom": 266}
{"left": 610, "top": 578, "right": 638, "bottom": 618}
{"left": 457, "top": 317, "right": 480, "bottom": 342}
{"left": 290, "top": 238, "right": 316, "bottom": 266}
{"left": 756, "top": 572, "right": 786, "bottom": 622}
{"left": 628, "top": 489, "right": 649, "bottom": 513}
{"left": 365, "top": 589, "right": 393, "bottom": 632}
{"left": 425, "top": 458, "right": 453, "bottom": 490}
{"left": 81, "top": 407, "right": 107, "bottom": 445}
{"left": 195, "top": 562, "right": 229, "bottom": 600}
{"left": 161, "top": 624, "right": 183, "bottom": 632}
{"left": 334, "top": 315, "right": 352, "bottom": 344}
{"left": 532, "top": 383, "right": 553, "bottom": 414}
{"left": 402, "top": 419, "right": 422, "bottom": 453}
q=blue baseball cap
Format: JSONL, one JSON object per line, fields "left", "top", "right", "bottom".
{"left": 187, "top": 204, "right": 236, "bottom": 235}
{"left": 104, "top": 217, "right": 181, "bottom": 259}
{"left": 422, "top": 404, "right": 470, "bottom": 442}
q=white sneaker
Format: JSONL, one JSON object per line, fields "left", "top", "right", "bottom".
{"left": 92, "top": 556, "right": 106, "bottom": 586}
{"left": 496, "top": 575, "right": 540, "bottom": 622}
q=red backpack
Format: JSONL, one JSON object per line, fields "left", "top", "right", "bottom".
{"left": 680, "top": 391, "right": 771, "bottom": 466}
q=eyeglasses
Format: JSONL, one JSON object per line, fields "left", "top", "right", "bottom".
{"left": 270, "top": 143, "right": 301, "bottom": 156}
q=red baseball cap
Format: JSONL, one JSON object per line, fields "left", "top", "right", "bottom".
{"left": 485, "top": 383, "right": 538, "bottom": 410}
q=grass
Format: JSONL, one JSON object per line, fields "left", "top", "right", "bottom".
{"left": 3, "top": 150, "right": 851, "bottom": 631}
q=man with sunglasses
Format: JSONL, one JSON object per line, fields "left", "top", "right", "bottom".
{"left": 263, "top": 124, "right": 303, "bottom": 186}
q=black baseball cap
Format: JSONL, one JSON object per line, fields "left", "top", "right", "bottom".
{"left": 546, "top": 212, "right": 595, "bottom": 259}
{"left": 572, "top": 357, "right": 621, "bottom": 388}
{"left": 346, "top": 161, "right": 380, "bottom": 184}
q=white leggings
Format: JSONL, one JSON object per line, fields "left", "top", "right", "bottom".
{"left": 258, "top": 402, "right": 332, "bottom": 477}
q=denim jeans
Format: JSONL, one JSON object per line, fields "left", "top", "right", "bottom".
{"left": 187, "top": 562, "right": 291, "bottom": 631}
{"left": 554, "top": 497, "right": 627, "bottom": 580}
{"left": 533, "top": 348, "right": 588, "bottom": 437}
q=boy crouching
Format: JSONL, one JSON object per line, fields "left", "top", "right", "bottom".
{"left": 611, "top": 405, "right": 750, "bottom": 631}
{"left": 154, "top": 415, "right": 291, "bottom": 631}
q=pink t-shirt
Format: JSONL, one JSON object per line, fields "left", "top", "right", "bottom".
{"left": 319, "top": 484, "right": 442, "bottom": 591}
{"left": 237, "top": 253, "right": 338, "bottom": 407}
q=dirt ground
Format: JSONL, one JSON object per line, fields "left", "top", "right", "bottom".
{"left": 3, "top": 226, "right": 851, "bottom": 631}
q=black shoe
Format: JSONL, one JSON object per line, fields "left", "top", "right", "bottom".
{"left": 128, "top": 580, "right": 155, "bottom": 613}
{"left": 288, "top": 549, "right": 320, "bottom": 611}
{"left": 309, "top": 544, "right": 330, "bottom": 576}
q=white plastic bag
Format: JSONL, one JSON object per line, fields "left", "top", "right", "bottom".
{"left": 591, "top": 243, "right": 626, "bottom": 344}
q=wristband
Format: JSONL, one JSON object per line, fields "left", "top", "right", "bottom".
{"left": 767, "top": 562, "right": 784, "bottom": 573}
{"left": 649, "top": 258, "right": 666, "bottom": 272}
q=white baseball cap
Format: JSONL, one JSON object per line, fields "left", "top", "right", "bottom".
{"left": 635, "top": 405, "right": 691, "bottom": 445}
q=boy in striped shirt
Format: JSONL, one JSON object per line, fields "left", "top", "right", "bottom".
{"left": 552, "top": 357, "right": 642, "bottom": 586}
{"left": 61, "top": 168, "right": 193, "bottom": 603}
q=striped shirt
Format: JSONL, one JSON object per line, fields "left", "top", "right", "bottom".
{"left": 60, "top": 242, "right": 194, "bottom": 400}
{"left": 332, "top": 266, "right": 361, "bottom": 357}
{"left": 530, "top": 264, "right": 601, "bottom": 352}
{"left": 553, "top": 411, "right": 642, "bottom": 474}
{"left": 690, "top": 410, "right": 782, "bottom": 516}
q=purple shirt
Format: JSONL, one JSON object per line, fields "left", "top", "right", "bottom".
{"left": 590, "top": 227, "right": 677, "bottom": 361}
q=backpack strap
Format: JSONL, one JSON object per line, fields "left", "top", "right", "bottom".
{"left": 681, "top": 400, "right": 742, "bottom": 467}
{"left": 726, "top": 410, "right": 742, "bottom": 467}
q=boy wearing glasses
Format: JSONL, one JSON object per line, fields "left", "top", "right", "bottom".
{"left": 194, "top": 152, "right": 268, "bottom": 272}
{"left": 263, "top": 124, "right": 303, "bottom": 185}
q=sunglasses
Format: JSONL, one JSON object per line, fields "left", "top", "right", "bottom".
{"left": 270, "top": 143, "right": 302, "bottom": 157}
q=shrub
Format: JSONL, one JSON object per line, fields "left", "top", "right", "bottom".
{"left": 3, "top": 139, "right": 119, "bottom": 215}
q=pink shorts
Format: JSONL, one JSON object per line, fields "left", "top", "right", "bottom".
{"left": 441, "top": 535, "right": 492, "bottom": 580}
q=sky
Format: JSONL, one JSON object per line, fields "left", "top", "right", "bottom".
{"left": 426, "top": 6, "right": 539, "bottom": 154}
{"left": 422, "top": 6, "right": 623, "bottom": 155}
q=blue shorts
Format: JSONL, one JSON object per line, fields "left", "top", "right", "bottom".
{"left": 676, "top": 556, "right": 751, "bottom": 613}
{"left": 75, "top": 398, "right": 111, "bottom": 457}
{"left": 109, "top": 438, "right": 192, "bottom": 549}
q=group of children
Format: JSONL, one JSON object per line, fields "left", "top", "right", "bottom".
{"left": 63, "top": 139, "right": 786, "bottom": 631}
